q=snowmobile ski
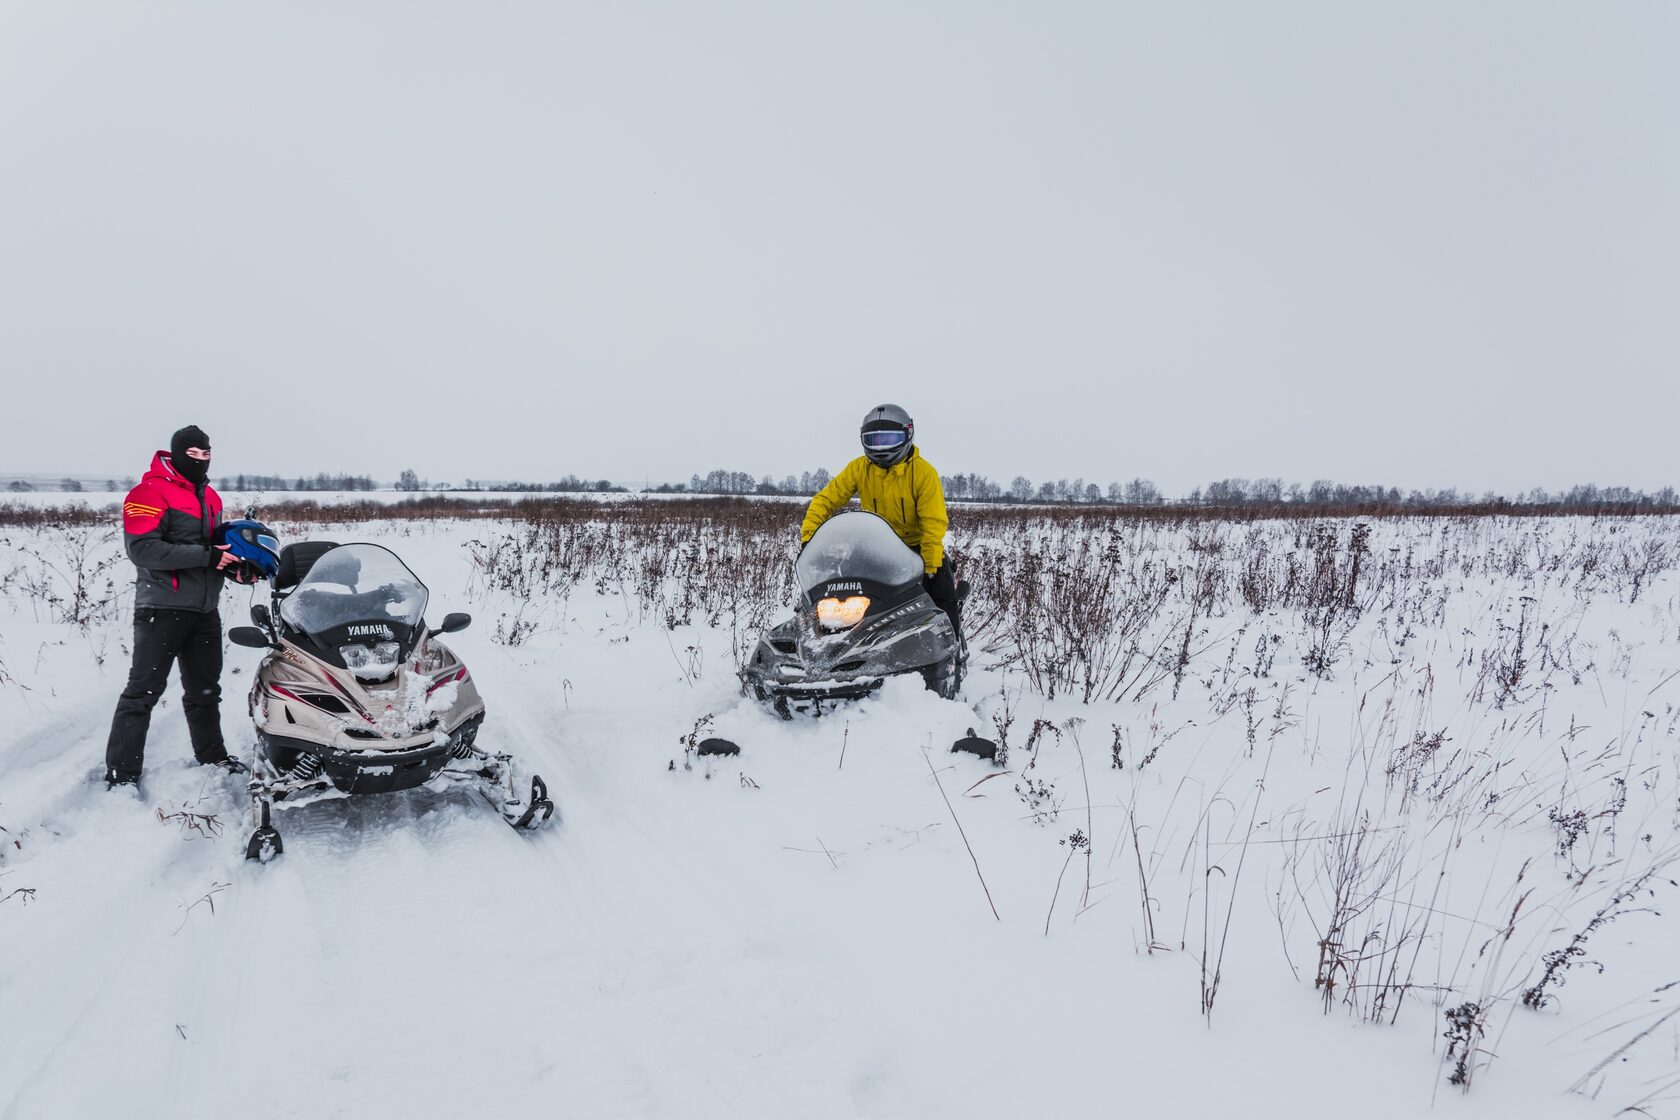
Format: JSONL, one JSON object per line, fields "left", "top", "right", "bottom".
{"left": 244, "top": 797, "right": 284, "bottom": 863}
{"left": 951, "top": 727, "right": 1000, "bottom": 763}
{"left": 502, "top": 775, "right": 555, "bottom": 830}
{"left": 696, "top": 738, "right": 741, "bottom": 757}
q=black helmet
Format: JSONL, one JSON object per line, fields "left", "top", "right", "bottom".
{"left": 860, "top": 403, "right": 914, "bottom": 467}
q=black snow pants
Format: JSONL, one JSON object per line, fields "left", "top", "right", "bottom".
{"left": 105, "top": 607, "right": 227, "bottom": 777}
{"left": 923, "top": 561, "right": 962, "bottom": 643}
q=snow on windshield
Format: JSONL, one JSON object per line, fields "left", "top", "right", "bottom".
{"left": 278, "top": 544, "right": 429, "bottom": 635}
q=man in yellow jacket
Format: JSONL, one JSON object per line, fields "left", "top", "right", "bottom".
{"left": 800, "top": 403, "right": 961, "bottom": 639}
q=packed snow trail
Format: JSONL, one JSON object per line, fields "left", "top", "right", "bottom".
{"left": 0, "top": 674, "right": 1612, "bottom": 1120}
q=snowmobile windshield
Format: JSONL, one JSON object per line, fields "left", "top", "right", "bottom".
{"left": 796, "top": 512, "right": 923, "bottom": 593}
{"left": 278, "top": 544, "right": 430, "bottom": 638}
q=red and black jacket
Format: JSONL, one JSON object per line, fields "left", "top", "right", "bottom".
{"left": 121, "top": 451, "right": 225, "bottom": 613}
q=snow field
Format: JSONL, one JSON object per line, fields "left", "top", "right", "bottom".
{"left": 1, "top": 511, "right": 1677, "bottom": 1119}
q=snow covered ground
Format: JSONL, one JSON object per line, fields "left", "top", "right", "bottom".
{"left": 1, "top": 510, "right": 1676, "bottom": 1119}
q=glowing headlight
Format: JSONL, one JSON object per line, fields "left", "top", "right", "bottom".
{"left": 815, "top": 596, "right": 870, "bottom": 631}
{"left": 339, "top": 641, "right": 401, "bottom": 678}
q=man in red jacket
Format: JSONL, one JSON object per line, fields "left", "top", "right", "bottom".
{"left": 105, "top": 425, "right": 247, "bottom": 788}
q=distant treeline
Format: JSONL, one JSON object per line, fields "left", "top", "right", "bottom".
{"left": 663, "top": 470, "right": 1680, "bottom": 511}
{"left": 228, "top": 473, "right": 381, "bottom": 491}
{"left": 5, "top": 473, "right": 382, "bottom": 493}
{"left": 656, "top": 469, "right": 835, "bottom": 496}
{"left": 9, "top": 491, "right": 1680, "bottom": 534}
{"left": 5, "top": 470, "right": 1676, "bottom": 513}
{"left": 656, "top": 470, "right": 1165, "bottom": 502}
{"left": 3, "top": 473, "right": 623, "bottom": 494}
{"left": 394, "top": 471, "right": 625, "bottom": 493}
{"left": 4, "top": 478, "right": 135, "bottom": 493}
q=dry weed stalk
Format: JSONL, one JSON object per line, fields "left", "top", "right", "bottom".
{"left": 924, "top": 747, "right": 1000, "bottom": 921}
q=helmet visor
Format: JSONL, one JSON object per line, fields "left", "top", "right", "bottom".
{"left": 861, "top": 429, "right": 909, "bottom": 452}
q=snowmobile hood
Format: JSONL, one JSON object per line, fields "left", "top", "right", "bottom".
{"left": 257, "top": 633, "right": 482, "bottom": 749}
{"left": 741, "top": 596, "right": 958, "bottom": 704}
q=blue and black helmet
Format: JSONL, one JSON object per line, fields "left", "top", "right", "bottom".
{"left": 215, "top": 519, "right": 281, "bottom": 584}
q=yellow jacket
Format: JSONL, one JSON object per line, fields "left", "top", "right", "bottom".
{"left": 800, "top": 448, "right": 948, "bottom": 574}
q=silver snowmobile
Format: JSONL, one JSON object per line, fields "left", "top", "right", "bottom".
{"left": 229, "top": 541, "right": 553, "bottom": 861}
{"left": 741, "top": 510, "right": 966, "bottom": 713}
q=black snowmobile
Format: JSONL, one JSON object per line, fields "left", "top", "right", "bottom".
{"left": 229, "top": 541, "right": 554, "bottom": 861}
{"left": 742, "top": 510, "right": 965, "bottom": 708}
{"left": 701, "top": 511, "right": 995, "bottom": 760}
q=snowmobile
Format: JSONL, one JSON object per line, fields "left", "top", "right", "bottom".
{"left": 704, "top": 511, "right": 996, "bottom": 760}
{"left": 228, "top": 541, "right": 554, "bottom": 861}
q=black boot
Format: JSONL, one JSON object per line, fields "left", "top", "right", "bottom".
{"left": 106, "top": 767, "right": 140, "bottom": 789}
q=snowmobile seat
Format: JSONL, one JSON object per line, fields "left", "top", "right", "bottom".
{"left": 275, "top": 541, "right": 342, "bottom": 592}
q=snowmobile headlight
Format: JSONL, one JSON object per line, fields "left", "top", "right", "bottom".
{"left": 815, "top": 595, "right": 870, "bottom": 631}
{"left": 413, "top": 638, "right": 448, "bottom": 674}
{"left": 339, "top": 641, "right": 401, "bottom": 679}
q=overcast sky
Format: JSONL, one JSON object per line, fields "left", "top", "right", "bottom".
{"left": 2, "top": 2, "right": 1674, "bottom": 495}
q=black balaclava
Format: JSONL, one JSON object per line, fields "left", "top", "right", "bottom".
{"left": 170, "top": 425, "right": 211, "bottom": 487}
